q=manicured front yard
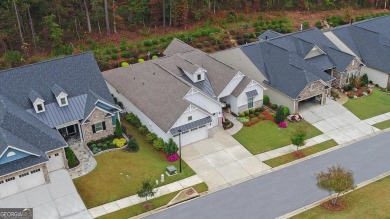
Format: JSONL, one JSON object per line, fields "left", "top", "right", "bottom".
{"left": 73, "top": 121, "right": 195, "bottom": 208}
{"left": 264, "top": 140, "right": 338, "bottom": 168}
{"left": 233, "top": 120, "right": 322, "bottom": 155}
{"left": 344, "top": 88, "right": 390, "bottom": 120}
{"left": 97, "top": 183, "right": 208, "bottom": 219}
{"left": 291, "top": 175, "right": 390, "bottom": 219}
{"left": 373, "top": 120, "right": 390, "bottom": 130}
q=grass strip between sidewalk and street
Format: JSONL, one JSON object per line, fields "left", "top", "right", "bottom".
{"left": 263, "top": 140, "right": 338, "bottom": 168}
{"left": 97, "top": 183, "right": 208, "bottom": 219}
{"left": 373, "top": 120, "right": 390, "bottom": 130}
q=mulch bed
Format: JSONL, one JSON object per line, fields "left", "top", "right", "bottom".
{"left": 243, "top": 110, "right": 277, "bottom": 127}
{"left": 344, "top": 86, "right": 371, "bottom": 97}
{"left": 293, "top": 151, "right": 305, "bottom": 158}
{"left": 321, "top": 199, "right": 345, "bottom": 211}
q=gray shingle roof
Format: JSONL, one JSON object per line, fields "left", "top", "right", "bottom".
{"left": 163, "top": 38, "right": 195, "bottom": 56}
{"left": 231, "top": 76, "right": 251, "bottom": 98}
{"left": 0, "top": 95, "right": 66, "bottom": 176}
{"left": 258, "top": 30, "right": 282, "bottom": 40}
{"left": 331, "top": 16, "right": 390, "bottom": 74}
{"left": 103, "top": 61, "right": 191, "bottom": 132}
{"left": 28, "top": 90, "right": 43, "bottom": 103}
{"left": 0, "top": 52, "right": 115, "bottom": 110}
{"left": 51, "top": 84, "right": 67, "bottom": 97}
{"left": 170, "top": 116, "right": 211, "bottom": 135}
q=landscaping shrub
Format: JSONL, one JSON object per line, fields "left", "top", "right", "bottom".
{"left": 249, "top": 114, "right": 255, "bottom": 118}
{"left": 249, "top": 109, "right": 255, "bottom": 114}
{"left": 239, "top": 112, "right": 245, "bottom": 117}
{"left": 278, "top": 121, "right": 288, "bottom": 128}
{"left": 111, "top": 53, "right": 118, "bottom": 60}
{"left": 126, "top": 113, "right": 141, "bottom": 127}
{"left": 255, "top": 112, "right": 260, "bottom": 116}
{"left": 65, "top": 147, "right": 77, "bottom": 168}
{"left": 263, "top": 95, "right": 270, "bottom": 105}
{"left": 302, "top": 20, "right": 310, "bottom": 29}
{"left": 282, "top": 106, "right": 290, "bottom": 116}
{"left": 143, "top": 40, "right": 153, "bottom": 47}
{"left": 121, "top": 51, "right": 129, "bottom": 58}
{"left": 196, "top": 43, "right": 203, "bottom": 48}
{"left": 121, "top": 62, "right": 129, "bottom": 67}
{"left": 315, "top": 21, "right": 323, "bottom": 29}
{"left": 243, "top": 121, "right": 251, "bottom": 126}
{"left": 274, "top": 108, "right": 285, "bottom": 123}
{"left": 244, "top": 110, "right": 250, "bottom": 116}
{"left": 167, "top": 153, "right": 179, "bottom": 162}
{"left": 203, "top": 41, "right": 210, "bottom": 47}
{"left": 236, "top": 117, "right": 249, "bottom": 123}
{"left": 138, "top": 125, "right": 149, "bottom": 135}
{"left": 252, "top": 118, "right": 259, "bottom": 123}
{"left": 152, "top": 55, "right": 158, "bottom": 59}
{"left": 114, "top": 119, "right": 123, "bottom": 138}
{"left": 146, "top": 133, "right": 157, "bottom": 143}
{"left": 343, "top": 84, "right": 353, "bottom": 91}
{"left": 126, "top": 139, "right": 139, "bottom": 152}
{"left": 3, "top": 51, "right": 23, "bottom": 67}
{"left": 237, "top": 39, "right": 245, "bottom": 45}
{"left": 259, "top": 114, "right": 266, "bottom": 120}
{"left": 138, "top": 58, "right": 145, "bottom": 63}
{"left": 219, "top": 44, "right": 226, "bottom": 50}
{"left": 153, "top": 138, "right": 165, "bottom": 151}
{"left": 113, "top": 138, "right": 127, "bottom": 147}
{"left": 164, "top": 138, "right": 178, "bottom": 156}
{"left": 361, "top": 73, "right": 369, "bottom": 86}
{"left": 271, "top": 104, "right": 278, "bottom": 109}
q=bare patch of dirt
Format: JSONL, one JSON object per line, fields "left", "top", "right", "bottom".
{"left": 321, "top": 199, "right": 346, "bottom": 211}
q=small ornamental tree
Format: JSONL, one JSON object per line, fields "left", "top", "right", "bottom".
{"left": 316, "top": 165, "right": 355, "bottom": 206}
{"left": 274, "top": 108, "right": 285, "bottom": 123}
{"left": 361, "top": 73, "right": 369, "bottom": 86}
{"left": 137, "top": 177, "right": 156, "bottom": 201}
{"left": 114, "top": 119, "right": 122, "bottom": 138}
{"left": 291, "top": 127, "right": 306, "bottom": 152}
{"left": 263, "top": 95, "right": 270, "bottom": 105}
{"left": 164, "top": 138, "right": 178, "bottom": 156}
{"left": 126, "top": 139, "right": 139, "bottom": 152}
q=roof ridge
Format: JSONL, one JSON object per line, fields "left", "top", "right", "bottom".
{"left": 0, "top": 52, "right": 93, "bottom": 74}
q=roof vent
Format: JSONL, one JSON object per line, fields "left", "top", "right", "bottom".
{"left": 134, "top": 77, "right": 135, "bottom": 80}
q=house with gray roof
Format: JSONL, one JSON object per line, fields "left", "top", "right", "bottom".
{"left": 103, "top": 39, "right": 265, "bottom": 146}
{"left": 325, "top": 15, "right": 390, "bottom": 88}
{"left": 0, "top": 52, "right": 120, "bottom": 198}
{"left": 213, "top": 28, "right": 362, "bottom": 113}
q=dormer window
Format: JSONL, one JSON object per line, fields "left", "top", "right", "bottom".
{"left": 37, "top": 104, "right": 44, "bottom": 112}
{"left": 29, "top": 90, "right": 45, "bottom": 113}
{"left": 52, "top": 84, "right": 68, "bottom": 107}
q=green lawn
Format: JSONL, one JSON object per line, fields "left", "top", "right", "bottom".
{"left": 344, "top": 88, "right": 390, "bottom": 120}
{"left": 97, "top": 183, "right": 208, "bottom": 219}
{"left": 291, "top": 176, "right": 390, "bottom": 219}
{"left": 233, "top": 120, "right": 322, "bottom": 155}
{"left": 373, "top": 120, "right": 390, "bottom": 130}
{"left": 73, "top": 121, "right": 195, "bottom": 208}
{"left": 264, "top": 140, "right": 338, "bottom": 168}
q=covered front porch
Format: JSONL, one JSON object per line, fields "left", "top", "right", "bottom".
{"left": 57, "top": 122, "right": 83, "bottom": 143}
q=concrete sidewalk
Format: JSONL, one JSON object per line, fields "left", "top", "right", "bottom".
{"left": 88, "top": 175, "right": 203, "bottom": 218}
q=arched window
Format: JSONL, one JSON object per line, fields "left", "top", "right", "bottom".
{"left": 6, "top": 151, "right": 16, "bottom": 157}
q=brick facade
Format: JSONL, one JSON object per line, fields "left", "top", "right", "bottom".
{"left": 238, "top": 100, "right": 262, "bottom": 113}
{"left": 332, "top": 57, "right": 362, "bottom": 88}
{"left": 82, "top": 108, "right": 115, "bottom": 142}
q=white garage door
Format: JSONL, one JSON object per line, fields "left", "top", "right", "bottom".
{"left": 181, "top": 126, "right": 208, "bottom": 146}
{"left": 0, "top": 168, "right": 45, "bottom": 198}
{"left": 47, "top": 151, "right": 65, "bottom": 172}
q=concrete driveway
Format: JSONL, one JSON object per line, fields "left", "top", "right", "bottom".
{"left": 182, "top": 128, "right": 271, "bottom": 191}
{"left": 0, "top": 169, "right": 92, "bottom": 219}
{"left": 300, "top": 98, "right": 379, "bottom": 144}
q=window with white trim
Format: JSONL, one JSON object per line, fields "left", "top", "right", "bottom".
{"left": 247, "top": 97, "right": 254, "bottom": 109}
{"left": 197, "top": 74, "right": 201, "bottom": 81}
{"left": 6, "top": 151, "right": 15, "bottom": 157}
{"left": 36, "top": 103, "right": 44, "bottom": 112}
{"left": 188, "top": 116, "right": 192, "bottom": 121}
{"left": 60, "top": 97, "right": 67, "bottom": 106}
{"left": 92, "top": 122, "right": 106, "bottom": 133}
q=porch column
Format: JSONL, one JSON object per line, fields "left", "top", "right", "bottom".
{"left": 78, "top": 123, "right": 84, "bottom": 142}
{"left": 321, "top": 93, "right": 327, "bottom": 106}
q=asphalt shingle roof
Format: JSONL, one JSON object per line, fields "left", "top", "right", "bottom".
{"left": 331, "top": 16, "right": 390, "bottom": 74}
{"left": 258, "top": 30, "right": 282, "bottom": 40}
{"left": 163, "top": 39, "right": 195, "bottom": 56}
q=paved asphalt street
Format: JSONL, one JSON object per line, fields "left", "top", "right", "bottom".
{"left": 146, "top": 132, "right": 390, "bottom": 219}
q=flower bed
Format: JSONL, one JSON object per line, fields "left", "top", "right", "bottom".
{"left": 87, "top": 134, "right": 127, "bottom": 154}
{"left": 237, "top": 108, "right": 276, "bottom": 127}
{"left": 343, "top": 86, "right": 372, "bottom": 99}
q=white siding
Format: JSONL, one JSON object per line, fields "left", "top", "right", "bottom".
{"left": 47, "top": 152, "right": 65, "bottom": 172}
{"left": 324, "top": 31, "right": 358, "bottom": 56}
{"left": 237, "top": 83, "right": 264, "bottom": 108}
{"left": 305, "top": 47, "right": 323, "bottom": 59}
{"left": 221, "top": 95, "right": 238, "bottom": 114}
{"left": 172, "top": 126, "right": 208, "bottom": 146}
{"left": 170, "top": 107, "right": 211, "bottom": 128}
{"left": 184, "top": 91, "right": 222, "bottom": 115}
{"left": 218, "top": 74, "right": 244, "bottom": 98}
{"left": 106, "top": 82, "right": 170, "bottom": 141}
{"left": 264, "top": 87, "right": 296, "bottom": 113}
{"left": 361, "top": 66, "right": 389, "bottom": 88}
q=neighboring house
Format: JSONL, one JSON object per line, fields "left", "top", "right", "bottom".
{"left": 0, "top": 52, "right": 120, "bottom": 198}
{"left": 325, "top": 15, "right": 390, "bottom": 88}
{"left": 213, "top": 28, "right": 362, "bottom": 113}
{"left": 103, "top": 39, "right": 265, "bottom": 146}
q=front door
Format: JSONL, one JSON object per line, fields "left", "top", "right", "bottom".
{"left": 66, "top": 125, "right": 76, "bottom": 135}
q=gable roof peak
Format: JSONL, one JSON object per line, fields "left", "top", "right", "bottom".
{"left": 51, "top": 84, "right": 67, "bottom": 97}
{"left": 28, "top": 89, "right": 44, "bottom": 103}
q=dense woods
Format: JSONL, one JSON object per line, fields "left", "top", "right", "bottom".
{"left": 0, "top": 0, "right": 388, "bottom": 70}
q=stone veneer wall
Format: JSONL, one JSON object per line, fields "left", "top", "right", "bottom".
{"left": 47, "top": 148, "right": 68, "bottom": 170}
{"left": 298, "top": 80, "right": 326, "bottom": 100}
{"left": 0, "top": 163, "right": 49, "bottom": 184}
{"left": 82, "top": 108, "right": 115, "bottom": 142}
{"left": 238, "top": 100, "right": 262, "bottom": 113}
